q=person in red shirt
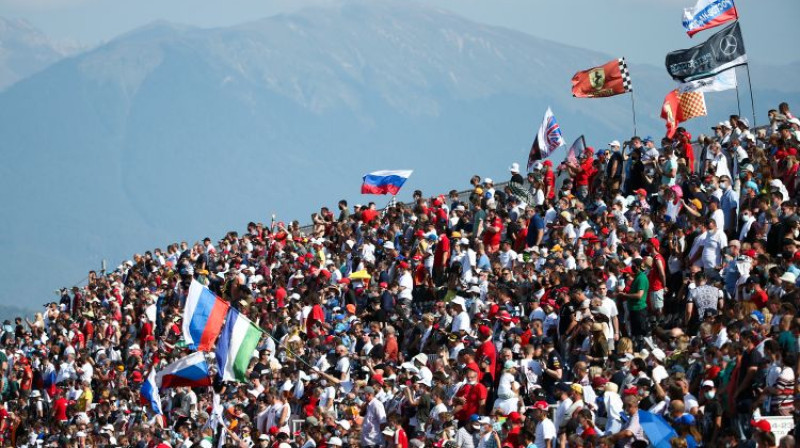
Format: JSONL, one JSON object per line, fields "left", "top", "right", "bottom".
{"left": 475, "top": 326, "right": 497, "bottom": 383}
{"left": 677, "top": 130, "right": 695, "bottom": 173}
{"left": 305, "top": 295, "right": 327, "bottom": 339}
{"left": 543, "top": 160, "right": 556, "bottom": 201}
{"left": 504, "top": 411, "right": 524, "bottom": 448}
{"left": 565, "top": 147, "right": 596, "bottom": 202}
{"left": 454, "top": 366, "right": 487, "bottom": 423}
{"left": 647, "top": 237, "right": 667, "bottom": 319}
{"left": 433, "top": 233, "right": 450, "bottom": 283}
{"left": 52, "top": 391, "right": 69, "bottom": 423}
{"left": 388, "top": 414, "right": 408, "bottom": 448}
{"left": 482, "top": 209, "right": 503, "bottom": 254}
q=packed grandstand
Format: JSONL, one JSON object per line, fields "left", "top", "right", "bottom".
{"left": 0, "top": 104, "right": 799, "bottom": 448}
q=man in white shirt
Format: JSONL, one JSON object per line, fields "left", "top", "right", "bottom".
{"left": 396, "top": 262, "right": 414, "bottom": 302}
{"left": 450, "top": 297, "right": 471, "bottom": 335}
{"left": 701, "top": 218, "right": 727, "bottom": 278}
{"left": 360, "top": 386, "right": 387, "bottom": 448}
{"left": 497, "top": 240, "right": 517, "bottom": 269}
{"left": 532, "top": 400, "right": 557, "bottom": 448}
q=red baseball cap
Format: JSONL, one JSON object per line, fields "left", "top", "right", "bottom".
{"left": 750, "top": 419, "right": 771, "bottom": 433}
{"left": 532, "top": 401, "right": 549, "bottom": 410}
{"left": 543, "top": 160, "right": 553, "bottom": 167}
{"left": 508, "top": 411, "right": 522, "bottom": 423}
{"left": 623, "top": 386, "right": 639, "bottom": 396}
{"left": 478, "top": 325, "right": 492, "bottom": 338}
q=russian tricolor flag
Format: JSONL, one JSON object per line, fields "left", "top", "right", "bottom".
{"left": 183, "top": 280, "right": 230, "bottom": 351}
{"left": 361, "top": 170, "right": 413, "bottom": 195}
{"left": 156, "top": 352, "right": 212, "bottom": 388}
{"left": 139, "top": 370, "right": 163, "bottom": 415}
{"left": 683, "top": 0, "right": 738, "bottom": 37}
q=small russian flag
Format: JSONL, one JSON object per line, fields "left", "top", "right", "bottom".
{"left": 182, "top": 280, "right": 230, "bottom": 351}
{"left": 361, "top": 170, "right": 413, "bottom": 195}
{"left": 156, "top": 352, "right": 212, "bottom": 389}
{"left": 139, "top": 370, "right": 163, "bottom": 415}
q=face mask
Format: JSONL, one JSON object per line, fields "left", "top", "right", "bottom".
{"left": 705, "top": 391, "right": 716, "bottom": 399}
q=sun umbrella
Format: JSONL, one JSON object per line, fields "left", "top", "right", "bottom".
{"left": 637, "top": 410, "right": 677, "bottom": 448}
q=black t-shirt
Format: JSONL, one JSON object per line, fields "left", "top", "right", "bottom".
{"left": 558, "top": 302, "right": 578, "bottom": 337}
{"left": 702, "top": 398, "right": 723, "bottom": 442}
{"left": 608, "top": 152, "right": 624, "bottom": 178}
{"left": 541, "top": 350, "right": 563, "bottom": 392}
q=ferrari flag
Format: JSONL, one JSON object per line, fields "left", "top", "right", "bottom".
{"left": 661, "top": 89, "right": 707, "bottom": 138}
{"left": 572, "top": 58, "right": 633, "bottom": 98}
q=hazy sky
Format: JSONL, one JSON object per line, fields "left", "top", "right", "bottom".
{"left": 2, "top": 0, "right": 798, "bottom": 66}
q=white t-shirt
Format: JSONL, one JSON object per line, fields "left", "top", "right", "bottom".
{"left": 701, "top": 229, "right": 727, "bottom": 270}
{"left": 398, "top": 272, "right": 414, "bottom": 301}
{"left": 336, "top": 356, "right": 351, "bottom": 382}
{"left": 535, "top": 418, "right": 557, "bottom": 448}
{"left": 498, "top": 249, "right": 517, "bottom": 269}
{"left": 451, "top": 311, "right": 471, "bottom": 333}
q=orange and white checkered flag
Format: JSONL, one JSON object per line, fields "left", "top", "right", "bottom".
{"left": 678, "top": 91, "right": 707, "bottom": 121}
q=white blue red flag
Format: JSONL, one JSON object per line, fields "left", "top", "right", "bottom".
{"left": 566, "top": 135, "right": 586, "bottom": 166}
{"left": 528, "top": 107, "right": 565, "bottom": 170}
{"left": 183, "top": 280, "right": 230, "bottom": 351}
{"left": 361, "top": 170, "right": 413, "bottom": 195}
{"left": 683, "top": 0, "right": 738, "bottom": 37}
{"left": 139, "top": 370, "right": 163, "bottom": 415}
{"left": 156, "top": 352, "right": 212, "bottom": 388}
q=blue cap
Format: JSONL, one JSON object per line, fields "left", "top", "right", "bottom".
{"left": 670, "top": 365, "right": 686, "bottom": 374}
{"left": 675, "top": 414, "right": 696, "bottom": 426}
{"left": 643, "top": 136, "right": 654, "bottom": 143}
{"left": 469, "top": 414, "right": 480, "bottom": 422}
{"left": 750, "top": 310, "right": 765, "bottom": 324}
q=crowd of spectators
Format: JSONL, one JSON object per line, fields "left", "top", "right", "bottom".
{"left": 1, "top": 102, "right": 799, "bottom": 448}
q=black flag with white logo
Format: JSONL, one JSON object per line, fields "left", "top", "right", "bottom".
{"left": 665, "top": 21, "right": 747, "bottom": 83}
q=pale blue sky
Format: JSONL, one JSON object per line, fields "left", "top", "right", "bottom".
{"left": 1, "top": 0, "right": 798, "bottom": 66}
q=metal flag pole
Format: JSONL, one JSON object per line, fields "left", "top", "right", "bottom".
{"left": 734, "top": 68, "right": 742, "bottom": 117}
{"left": 744, "top": 63, "right": 757, "bottom": 127}
{"left": 630, "top": 91, "right": 638, "bottom": 136}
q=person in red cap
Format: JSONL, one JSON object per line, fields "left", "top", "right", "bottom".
{"left": 564, "top": 146, "right": 595, "bottom": 202}
{"left": 453, "top": 365, "right": 487, "bottom": 424}
{"left": 531, "top": 400, "right": 556, "bottom": 448}
{"left": 542, "top": 160, "right": 556, "bottom": 201}
{"left": 646, "top": 237, "right": 667, "bottom": 319}
{"left": 475, "top": 325, "right": 497, "bottom": 388}
{"left": 503, "top": 411, "right": 524, "bottom": 447}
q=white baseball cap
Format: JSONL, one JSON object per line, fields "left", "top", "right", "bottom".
{"left": 608, "top": 140, "right": 621, "bottom": 147}
{"left": 508, "top": 162, "right": 520, "bottom": 173}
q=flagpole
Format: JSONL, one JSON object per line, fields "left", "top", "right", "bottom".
{"left": 734, "top": 69, "right": 742, "bottom": 118}
{"left": 630, "top": 91, "right": 638, "bottom": 136}
{"left": 744, "top": 63, "right": 757, "bottom": 127}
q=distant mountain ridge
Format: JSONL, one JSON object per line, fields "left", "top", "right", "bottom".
{"left": 0, "top": 17, "right": 82, "bottom": 90}
{"left": 0, "top": 1, "right": 797, "bottom": 306}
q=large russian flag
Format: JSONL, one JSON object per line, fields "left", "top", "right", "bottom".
{"left": 216, "top": 308, "right": 263, "bottom": 382}
{"left": 361, "top": 170, "right": 413, "bottom": 195}
{"left": 139, "top": 370, "right": 163, "bottom": 415}
{"left": 183, "top": 280, "right": 230, "bottom": 351}
{"left": 683, "top": 0, "right": 738, "bottom": 37}
{"left": 156, "top": 352, "right": 212, "bottom": 388}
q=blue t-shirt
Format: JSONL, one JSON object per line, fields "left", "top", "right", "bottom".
{"left": 526, "top": 214, "right": 545, "bottom": 247}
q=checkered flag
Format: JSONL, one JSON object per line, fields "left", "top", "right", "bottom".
{"left": 678, "top": 91, "right": 707, "bottom": 120}
{"left": 618, "top": 57, "right": 633, "bottom": 93}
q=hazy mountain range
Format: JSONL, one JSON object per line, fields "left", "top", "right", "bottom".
{"left": 0, "top": 1, "right": 798, "bottom": 306}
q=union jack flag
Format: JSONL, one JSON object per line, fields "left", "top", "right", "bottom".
{"left": 528, "top": 107, "right": 565, "bottom": 170}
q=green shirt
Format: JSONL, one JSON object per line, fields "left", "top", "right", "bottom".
{"left": 629, "top": 271, "right": 649, "bottom": 311}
